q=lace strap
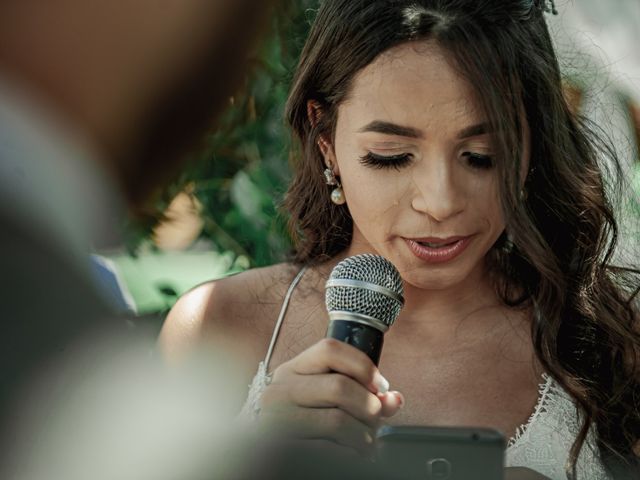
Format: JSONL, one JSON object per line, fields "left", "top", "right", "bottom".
{"left": 262, "top": 266, "right": 308, "bottom": 370}
{"left": 507, "top": 372, "right": 554, "bottom": 449}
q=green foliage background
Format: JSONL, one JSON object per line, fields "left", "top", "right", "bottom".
{"left": 126, "top": 1, "right": 319, "bottom": 268}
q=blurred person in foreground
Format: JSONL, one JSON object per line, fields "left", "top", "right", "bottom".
{"left": 161, "top": 1, "right": 640, "bottom": 479}
{"left": 0, "top": 1, "right": 282, "bottom": 479}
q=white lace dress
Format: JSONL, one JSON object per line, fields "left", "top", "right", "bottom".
{"left": 239, "top": 268, "right": 610, "bottom": 480}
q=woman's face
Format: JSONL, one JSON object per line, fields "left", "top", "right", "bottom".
{"left": 323, "top": 41, "right": 530, "bottom": 291}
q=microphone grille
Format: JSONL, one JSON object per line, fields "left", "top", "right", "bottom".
{"left": 325, "top": 254, "right": 404, "bottom": 328}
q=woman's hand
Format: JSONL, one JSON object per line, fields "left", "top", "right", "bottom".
{"left": 258, "top": 338, "right": 404, "bottom": 456}
{"left": 504, "top": 467, "right": 552, "bottom": 479}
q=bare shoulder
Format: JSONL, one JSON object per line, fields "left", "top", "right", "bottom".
{"left": 158, "top": 262, "right": 301, "bottom": 364}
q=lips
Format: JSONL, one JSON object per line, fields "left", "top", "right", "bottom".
{"left": 413, "top": 236, "right": 466, "bottom": 248}
{"left": 404, "top": 235, "right": 473, "bottom": 264}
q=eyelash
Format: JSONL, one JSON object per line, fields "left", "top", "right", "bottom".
{"left": 359, "top": 152, "right": 413, "bottom": 170}
{"left": 462, "top": 152, "right": 494, "bottom": 169}
{"left": 359, "top": 152, "right": 495, "bottom": 170}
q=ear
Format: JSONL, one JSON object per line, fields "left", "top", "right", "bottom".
{"left": 307, "top": 99, "right": 339, "bottom": 173}
{"left": 319, "top": 136, "right": 339, "bottom": 175}
{"left": 307, "top": 99, "right": 323, "bottom": 128}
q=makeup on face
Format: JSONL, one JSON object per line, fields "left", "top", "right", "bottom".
{"left": 330, "top": 41, "right": 522, "bottom": 291}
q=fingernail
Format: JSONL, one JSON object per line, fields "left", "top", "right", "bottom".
{"left": 374, "top": 373, "right": 389, "bottom": 394}
{"left": 394, "top": 391, "right": 405, "bottom": 409}
{"left": 364, "top": 431, "right": 374, "bottom": 445}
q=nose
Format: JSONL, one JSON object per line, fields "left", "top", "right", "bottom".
{"left": 410, "top": 160, "right": 465, "bottom": 222}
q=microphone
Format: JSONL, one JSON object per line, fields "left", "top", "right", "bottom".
{"left": 325, "top": 254, "right": 404, "bottom": 366}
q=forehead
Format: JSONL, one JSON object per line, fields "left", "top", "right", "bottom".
{"left": 340, "top": 41, "right": 485, "bottom": 128}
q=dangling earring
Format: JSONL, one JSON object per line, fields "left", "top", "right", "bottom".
{"left": 324, "top": 167, "right": 346, "bottom": 205}
{"left": 502, "top": 231, "right": 515, "bottom": 254}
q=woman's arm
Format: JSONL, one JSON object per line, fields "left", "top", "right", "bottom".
{"left": 158, "top": 281, "right": 218, "bottom": 363}
{"left": 158, "top": 264, "right": 300, "bottom": 368}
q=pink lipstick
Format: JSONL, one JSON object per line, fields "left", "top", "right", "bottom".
{"left": 405, "top": 236, "right": 473, "bottom": 264}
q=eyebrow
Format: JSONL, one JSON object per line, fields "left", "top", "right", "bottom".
{"left": 357, "top": 121, "right": 423, "bottom": 139}
{"left": 358, "top": 120, "right": 492, "bottom": 140}
{"left": 457, "top": 122, "right": 491, "bottom": 139}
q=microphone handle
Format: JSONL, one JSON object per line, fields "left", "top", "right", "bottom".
{"left": 326, "top": 319, "right": 384, "bottom": 366}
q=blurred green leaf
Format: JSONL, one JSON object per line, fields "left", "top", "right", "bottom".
{"left": 125, "top": 0, "right": 320, "bottom": 267}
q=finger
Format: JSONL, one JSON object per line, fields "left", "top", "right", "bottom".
{"left": 378, "top": 390, "right": 405, "bottom": 418}
{"left": 288, "top": 338, "right": 389, "bottom": 393}
{"left": 286, "top": 373, "right": 383, "bottom": 427}
{"left": 261, "top": 372, "right": 383, "bottom": 427}
{"left": 258, "top": 404, "right": 376, "bottom": 455}
{"left": 284, "top": 407, "right": 376, "bottom": 456}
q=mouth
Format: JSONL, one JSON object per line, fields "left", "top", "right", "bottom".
{"left": 403, "top": 235, "right": 473, "bottom": 264}
{"left": 411, "top": 236, "right": 467, "bottom": 248}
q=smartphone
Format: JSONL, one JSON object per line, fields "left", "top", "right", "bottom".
{"left": 375, "top": 425, "right": 505, "bottom": 480}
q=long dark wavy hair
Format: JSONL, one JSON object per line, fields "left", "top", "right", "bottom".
{"left": 283, "top": 0, "right": 640, "bottom": 477}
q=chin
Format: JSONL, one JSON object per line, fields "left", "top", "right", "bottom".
{"left": 402, "top": 271, "right": 467, "bottom": 291}
{"left": 393, "top": 254, "right": 481, "bottom": 291}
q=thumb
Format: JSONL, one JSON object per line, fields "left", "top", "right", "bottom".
{"left": 378, "top": 390, "right": 405, "bottom": 417}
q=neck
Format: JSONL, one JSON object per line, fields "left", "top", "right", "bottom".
{"left": 401, "top": 262, "right": 502, "bottom": 335}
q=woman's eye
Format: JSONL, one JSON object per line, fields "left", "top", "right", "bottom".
{"left": 359, "top": 152, "right": 413, "bottom": 170}
{"left": 462, "top": 152, "right": 494, "bottom": 169}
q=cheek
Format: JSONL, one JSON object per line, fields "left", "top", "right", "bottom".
{"left": 336, "top": 164, "right": 405, "bottom": 235}
{"left": 459, "top": 173, "right": 505, "bottom": 233}
{"left": 488, "top": 179, "right": 504, "bottom": 225}
{"left": 341, "top": 169, "right": 397, "bottom": 220}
